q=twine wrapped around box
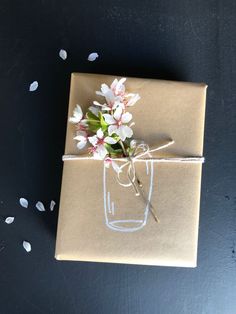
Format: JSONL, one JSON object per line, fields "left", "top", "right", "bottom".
{"left": 63, "top": 139, "right": 204, "bottom": 223}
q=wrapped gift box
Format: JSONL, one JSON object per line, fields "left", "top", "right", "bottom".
{"left": 55, "top": 73, "right": 207, "bottom": 267}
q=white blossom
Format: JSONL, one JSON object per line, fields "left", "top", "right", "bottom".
{"left": 88, "top": 128, "right": 117, "bottom": 159}
{"left": 103, "top": 107, "right": 133, "bottom": 141}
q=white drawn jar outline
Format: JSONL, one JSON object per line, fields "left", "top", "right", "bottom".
{"left": 103, "top": 160, "right": 154, "bottom": 233}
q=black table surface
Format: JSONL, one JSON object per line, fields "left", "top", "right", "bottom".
{"left": 1, "top": 1, "right": 236, "bottom": 314}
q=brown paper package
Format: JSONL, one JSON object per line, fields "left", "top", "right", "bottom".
{"left": 55, "top": 73, "right": 207, "bottom": 267}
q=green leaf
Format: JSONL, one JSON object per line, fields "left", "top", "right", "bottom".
{"left": 88, "top": 124, "right": 100, "bottom": 133}
{"left": 86, "top": 110, "right": 99, "bottom": 121}
{"left": 98, "top": 112, "right": 108, "bottom": 132}
{"left": 86, "top": 111, "right": 101, "bottom": 131}
{"left": 105, "top": 144, "right": 123, "bottom": 156}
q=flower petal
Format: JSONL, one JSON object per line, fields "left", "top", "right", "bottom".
{"left": 111, "top": 79, "right": 118, "bottom": 90}
{"left": 50, "top": 200, "right": 56, "bottom": 211}
{"left": 108, "top": 124, "right": 118, "bottom": 136}
{"left": 59, "top": 49, "right": 67, "bottom": 60}
{"left": 75, "top": 130, "right": 87, "bottom": 137}
{"left": 101, "top": 84, "right": 110, "bottom": 94}
{"left": 19, "top": 198, "right": 28, "bottom": 208}
{"left": 93, "top": 101, "right": 110, "bottom": 111}
{"left": 104, "top": 157, "right": 112, "bottom": 168}
{"left": 88, "top": 135, "right": 98, "bottom": 147}
{"left": 36, "top": 201, "right": 46, "bottom": 212}
{"left": 87, "top": 52, "right": 99, "bottom": 61}
{"left": 93, "top": 145, "right": 108, "bottom": 159}
{"left": 23, "top": 241, "right": 31, "bottom": 253}
{"left": 69, "top": 117, "right": 79, "bottom": 123}
{"left": 80, "top": 119, "right": 88, "bottom": 127}
{"left": 29, "top": 81, "right": 38, "bottom": 92}
{"left": 89, "top": 106, "right": 99, "bottom": 116}
{"left": 115, "top": 78, "right": 126, "bottom": 94}
{"left": 74, "top": 135, "right": 86, "bottom": 141}
{"left": 101, "top": 106, "right": 112, "bottom": 111}
{"left": 116, "top": 125, "right": 133, "bottom": 141}
{"left": 75, "top": 104, "right": 83, "bottom": 118}
{"left": 122, "top": 125, "right": 133, "bottom": 139}
{"left": 126, "top": 93, "right": 141, "bottom": 106}
{"left": 104, "top": 90, "right": 115, "bottom": 104}
{"left": 97, "top": 128, "right": 104, "bottom": 139}
{"left": 112, "top": 101, "right": 124, "bottom": 110}
{"left": 69, "top": 105, "right": 83, "bottom": 123}
{"left": 103, "top": 114, "right": 116, "bottom": 125}
{"left": 96, "top": 91, "right": 105, "bottom": 96}
{"left": 114, "top": 106, "right": 122, "bottom": 121}
{"left": 93, "top": 101, "right": 103, "bottom": 107}
{"left": 104, "top": 136, "right": 117, "bottom": 144}
{"left": 98, "top": 145, "right": 108, "bottom": 159}
{"left": 121, "top": 112, "right": 132, "bottom": 124}
{"left": 5, "top": 217, "right": 14, "bottom": 224}
{"left": 77, "top": 140, "right": 87, "bottom": 149}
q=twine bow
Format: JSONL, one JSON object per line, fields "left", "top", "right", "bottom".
{"left": 116, "top": 139, "right": 175, "bottom": 222}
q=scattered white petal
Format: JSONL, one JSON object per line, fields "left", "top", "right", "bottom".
{"left": 23, "top": 241, "right": 31, "bottom": 253}
{"left": 87, "top": 52, "right": 99, "bottom": 61}
{"left": 19, "top": 198, "right": 28, "bottom": 208}
{"left": 59, "top": 49, "right": 67, "bottom": 60}
{"left": 29, "top": 81, "right": 38, "bottom": 92}
{"left": 50, "top": 200, "right": 56, "bottom": 211}
{"left": 5, "top": 217, "right": 14, "bottom": 224}
{"left": 36, "top": 201, "right": 46, "bottom": 212}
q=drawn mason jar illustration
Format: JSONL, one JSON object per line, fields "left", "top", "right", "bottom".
{"left": 103, "top": 160, "right": 154, "bottom": 232}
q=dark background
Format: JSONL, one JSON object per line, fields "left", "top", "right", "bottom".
{"left": 0, "top": 1, "right": 236, "bottom": 313}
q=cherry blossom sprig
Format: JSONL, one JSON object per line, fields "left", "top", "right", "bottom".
{"left": 69, "top": 78, "right": 140, "bottom": 165}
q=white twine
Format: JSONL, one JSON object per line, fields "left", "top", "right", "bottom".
{"left": 62, "top": 140, "right": 205, "bottom": 164}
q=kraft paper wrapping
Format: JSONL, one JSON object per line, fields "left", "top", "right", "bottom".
{"left": 55, "top": 73, "right": 207, "bottom": 267}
